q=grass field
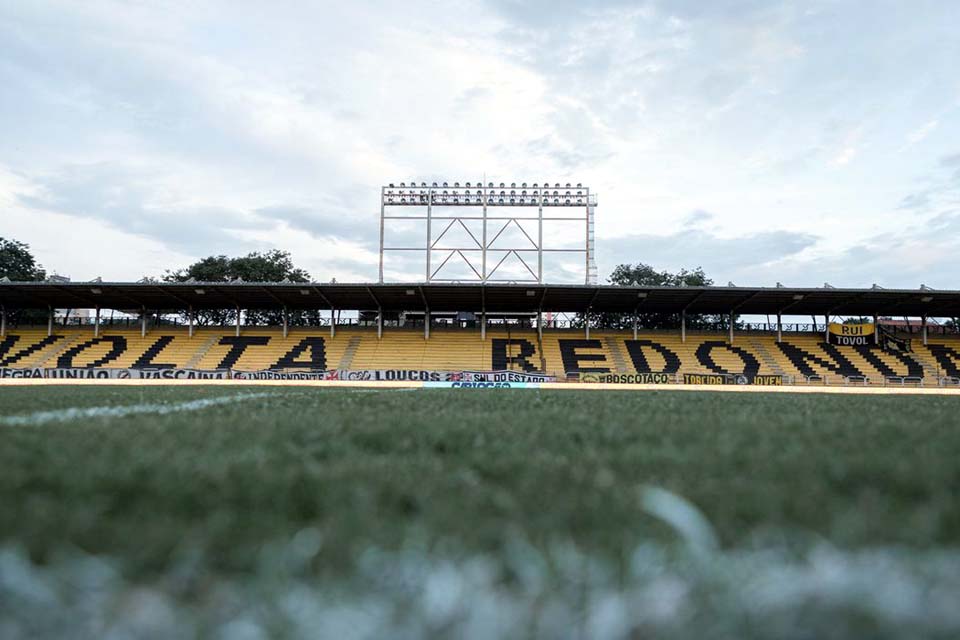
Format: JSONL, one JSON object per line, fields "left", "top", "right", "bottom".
{"left": 2, "top": 386, "right": 960, "bottom": 638}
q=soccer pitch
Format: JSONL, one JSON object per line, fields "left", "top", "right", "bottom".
{"left": 2, "top": 386, "right": 960, "bottom": 638}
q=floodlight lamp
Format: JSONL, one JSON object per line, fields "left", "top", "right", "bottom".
{"left": 432, "top": 182, "right": 438, "bottom": 187}
{"left": 454, "top": 182, "right": 460, "bottom": 187}
{"left": 90, "top": 288, "right": 102, "bottom": 295}
{"left": 793, "top": 294, "right": 804, "bottom": 301}
{"left": 443, "top": 182, "right": 448, "bottom": 187}
{"left": 921, "top": 296, "right": 934, "bottom": 303}
{"left": 553, "top": 197, "right": 559, "bottom": 204}
{"left": 499, "top": 182, "right": 505, "bottom": 188}
{"left": 510, "top": 190, "right": 515, "bottom": 195}
{"left": 299, "top": 289, "right": 310, "bottom": 296}
{"left": 488, "top": 182, "right": 494, "bottom": 188}
{"left": 526, "top": 290, "right": 536, "bottom": 296}
{"left": 465, "top": 182, "right": 471, "bottom": 188}
{"left": 511, "top": 182, "right": 516, "bottom": 188}
{"left": 522, "top": 182, "right": 527, "bottom": 188}
{"left": 498, "top": 197, "right": 504, "bottom": 204}
{"left": 533, "top": 183, "right": 539, "bottom": 188}
{"left": 554, "top": 182, "right": 560, "bottom": 188}
{"left": 400, "top": 182, "right": 405, "bottom": 187}
{"left": 406, "top": 289, "right": 415, "bottom": 295}
{"left": 565, "top": 183, "right": 571, "bottom": 188}
{"left": 509, "top": 197, "right": 515, "bottom": 204}
{"left": 637, "top": 292, "right": 648, "bottom": 298}
{"left": 195, "top": 289, "right": 206, "bottom": 295}
{"left": 576, "top": 183, "right": 582, "bottom": 188}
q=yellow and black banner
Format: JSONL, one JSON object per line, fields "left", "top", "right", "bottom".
{"left": 683, "top": 373, "right": 783, "bottom": 386}
{"left": 579, "top": 372, "right": 673, "bottom": 384}
{"left": 683, "top": 373, "right": 727, "bottom": 385}
{"left": 828, "top": 323, "right": 874, "bottom": 346}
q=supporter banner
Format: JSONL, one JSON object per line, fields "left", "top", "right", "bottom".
{"left": 828, "top": 322, "right": 874, "bottom": 346}
{"left": 329, "top": 370, "right": 555, "bottom": 383}
{"left": 44, "top": 368, "right": 136, "bottom": 379}
{"left": 460, "top": 370, "right": 555, "bottom": 383}
{"left": 135, "top": 369, "right": 230, "bottom": 379}
{"left": 423, "top": 381, "right": 539, "bottom": 389}
{"left": 682, "top": 373, "right": 783, "bottom": 386}
{"left": 0, "top": 367, "right": 45, "bottom": 378}
{"left": 683, "top": 373, "right": 727, "bottom": 385}
{"left": 580, "top": 372, "right": 674, "bottom": 384}
{"left": 233, "top": 370, "right": 334, "bottom": 381}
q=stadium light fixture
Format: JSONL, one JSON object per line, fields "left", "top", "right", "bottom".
{"left": 921, "top": 296, "right": 934, "bottom": 303}
{"left": 637, "top": 292, "right": 647, "bottom": 298}
{"left": 792, "top": 294, "right": 804, "bottom": 301}
{"left": 406, "top": 289, "right": 416, "bottom": 295}
{"left": 90, "top": 288, "right": 102, "bottom": 295}
{"left": 194, "top": 289, "right": 205, "bottom": 295}
{"left": 300, "top": 289, "right": 311, "bottom": 296}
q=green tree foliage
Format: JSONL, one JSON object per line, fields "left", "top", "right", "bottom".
{"left": 0, "top": 238, "right": 49, "bottom": 326}
{"left": 577, "top": 262, "right": 733, "bottom": 330}
{"left": 0, "top": 238, "right": 46, "bottom": 282}
{"left": 163, "top": 250, "right": 319, "bottom": 326}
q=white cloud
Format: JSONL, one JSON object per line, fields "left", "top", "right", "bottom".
{"left": 1, "top": 0, "right": 959, "bottom": 290}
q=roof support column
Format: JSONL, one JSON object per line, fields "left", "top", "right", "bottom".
{"left": 188, "top": 305, "right": 194, "bottom": 339}
{"left": 776, "top": 312, "right": 782, "bottom": 343}
{"left": 585, "top": 308, "right": 590, "bottom": 340}
{"left": 922, "top": 315, "right": 928, "bottom": 346}
{"left": 537, "top": 310, "right": 543, "bottom": 343}
{"left": 873, "top": 315, "right": 879, "bottom": 345}
{"left": 94, "top": 306, "right": 100, "bottom": 339}
{"left": 235, "top": 305, "right": 241, "bottom": 337}
{"left": 481, "top": 311, "right": 486, "bottom": 341}
{"left": 1, "top": 305, "right": 6, "bottom": 338}
{"left": 824, "top": 315, "right": 829, "bottom": 343}
{"left": 632, "top": 311, "right": 638, "bottom": 341}
{"left": 377, "top": 306, "right": 383, "bottom": 340}
{"left": 282, "top": 306, "right": 288, "bottom": 339}
{"left": 48, "top": 306, "right": 53, "bottom": 337}
{"left": 141, "top": 306, "right": 147, "bottom": 338}
{"left": 424, "top": 309, "right": 430, "bottom": 340}
{"left": 681, "top": 310, "right": 686, "bottom": 344}
{"left": 729, "top": 312, "right": 734, "bottom": 344}
{"left": 330, "top": 308, "right": 336, "bottom": 338}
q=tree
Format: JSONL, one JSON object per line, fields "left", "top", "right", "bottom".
{"left": 1, "top": 238, "right": 49, "bottom": 326}
{"left": 0, "top": 238, "right": 46, "bottom": 281}
{"left": 576, "top": 262, "right": 731, "bottom": 330}
{"left": 163, "top": 250, "right": 318, "bottom": 326}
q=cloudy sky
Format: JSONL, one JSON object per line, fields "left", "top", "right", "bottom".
{"left": 2, "top": 0, "right": 958, "bottom": 287}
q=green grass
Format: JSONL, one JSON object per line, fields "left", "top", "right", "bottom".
{"left": 2, "top": 386, "right": 960, "bottom": 637}
{"left": 2, "top": 387, "right": 959, "bottom": 568}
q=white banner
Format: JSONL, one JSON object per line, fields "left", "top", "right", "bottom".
{"left": 328, "top": 369, "right": 556, "bottom": 382}
{"left": 232, "top": 370, "right": 334, "bottom": 380}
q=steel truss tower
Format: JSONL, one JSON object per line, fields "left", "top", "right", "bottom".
{"left": 378, "top": 181, "right": 597, "bottom": 284}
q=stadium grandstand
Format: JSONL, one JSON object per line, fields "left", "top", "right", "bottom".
{"left": 1, "top": 281, "right": 959, "bottom": 385}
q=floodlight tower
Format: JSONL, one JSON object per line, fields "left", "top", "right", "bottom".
{"left": 378, "top": 181, "right": 597, "bottom": 284}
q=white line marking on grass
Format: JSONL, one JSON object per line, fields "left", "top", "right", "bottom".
{"left": 0, "top": 392, "right": 282, "bottom": 426}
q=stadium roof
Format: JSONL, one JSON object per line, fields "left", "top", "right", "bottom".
{"left": 1, "top": 281, "right": 958, "bottom": 317}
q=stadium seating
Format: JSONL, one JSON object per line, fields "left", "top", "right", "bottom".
{"left": 2, "top": 326, "right": 958, "bottom": 383}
